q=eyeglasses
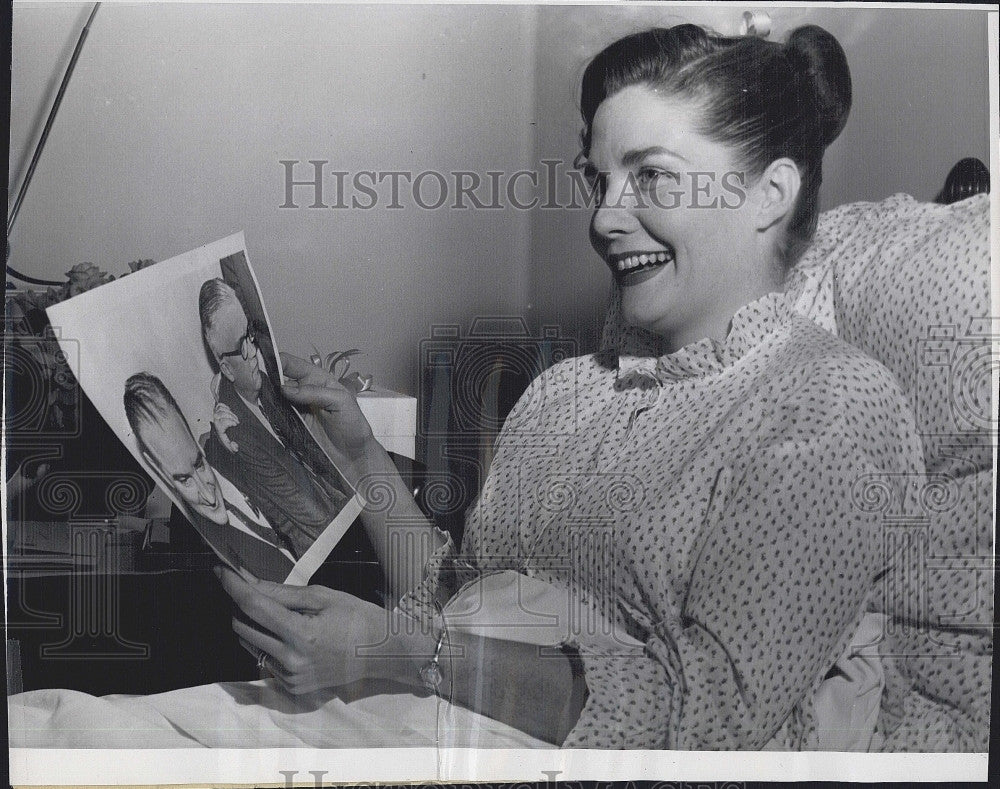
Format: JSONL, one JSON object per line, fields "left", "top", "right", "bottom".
{"left": 219, "top": 326, "right": 256, "bottom": 361}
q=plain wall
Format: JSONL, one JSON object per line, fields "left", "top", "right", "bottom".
{"left": 8, "top": 2, "right": 538, "bottom": 394}
{"left": 9, "top": 3, "right": 992, "bottom": 391}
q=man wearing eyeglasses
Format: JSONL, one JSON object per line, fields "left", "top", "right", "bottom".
{"left": 199, "top": 278, "right": 350, "bottom": 560}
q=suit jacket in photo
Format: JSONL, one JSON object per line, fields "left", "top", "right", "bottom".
{"left": 205, "top": 373, "right": 349, "bottom": 559}
{"left": 186, "top": 506, "right": 294, "bottom": 583}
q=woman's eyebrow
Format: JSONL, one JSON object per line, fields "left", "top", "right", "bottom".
{"left": 622, "top": 146, "right": 689, "bottom": 167}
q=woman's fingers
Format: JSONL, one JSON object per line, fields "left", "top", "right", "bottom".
{"left": 280, "top": 353, "right": 376, "bottom": 469}
{"left": 233, "top": 618, "right": 291, "bottom": 664}
{"left": 244, "top": 644, "right": 296, "bottom": 692}
{"left": 238, "top": 633, "right": 319, "bottom": 696}
{"left": 280, "top": 352, "right": 333, "bottom": 387}
{"left": 217, "top": 566, "right": 301, "bottom": 639}
{"left": 281, "top": 381, "right": 354, "bottom": 412}
{"left": 279, "top": 352, "right": 314, "bottom": 380}
{"left": 249, "top": 579, "right": 335, "bottom": 613}
{"left": 237, "top": 635, "right": 260, "bottom": 659}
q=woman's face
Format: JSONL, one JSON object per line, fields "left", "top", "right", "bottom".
{"left": 586, "top": 85, "right": 778, "bottom": 349}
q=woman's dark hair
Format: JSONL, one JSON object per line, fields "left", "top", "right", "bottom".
{"left": 580, "top": 24, "right": 851, "bottom": 265}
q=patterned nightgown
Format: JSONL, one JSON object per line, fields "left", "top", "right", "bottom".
{"left": 414, "top": 290, "right": 926, "bottom": 749}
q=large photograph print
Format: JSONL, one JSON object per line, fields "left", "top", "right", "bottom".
{"left": 45, "top": 233, "right": 363, "bottom": 585}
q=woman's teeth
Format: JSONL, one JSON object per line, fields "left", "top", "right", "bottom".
{"left": 614, "top": 250, "right": 674, "bottom": 273}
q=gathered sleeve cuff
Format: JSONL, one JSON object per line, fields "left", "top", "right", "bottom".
{"left": 393, "top": 528, "right": 455, "bottom": 628}
{"left": 394, "top": 528, "right": 484, "bottom": 632}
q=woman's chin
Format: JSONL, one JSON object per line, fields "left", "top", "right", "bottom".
{"left": 621, "top": 294, "right": 667, "bottom": 336}
{"left": 621, "top": 309, "right": 667, "bottom": 340}
{"left": 618, "top": 264, "right": 675, "bottom": 327}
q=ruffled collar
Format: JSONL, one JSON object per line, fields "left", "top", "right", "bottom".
{"left": 606, "top": 290, "right": 794, "bottom": 385}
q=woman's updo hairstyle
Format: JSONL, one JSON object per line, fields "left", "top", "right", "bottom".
{"left": 580, "top": 24, "right": 851, "bottom": 265}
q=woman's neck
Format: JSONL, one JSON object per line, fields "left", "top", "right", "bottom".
{"left": 657, "top": 273, "right": 785, "bottom": 354}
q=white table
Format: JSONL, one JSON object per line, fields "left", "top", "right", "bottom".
{"left": 356, "top": 387, "right": 417, "bottom": 459}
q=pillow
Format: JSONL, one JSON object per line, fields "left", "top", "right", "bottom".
{"left": 788, "top": 192, "right": 993, "bottom": 752}
{"left": 787, "top": 192, "right": 992, "bottom": 477}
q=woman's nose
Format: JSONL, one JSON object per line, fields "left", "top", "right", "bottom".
{"left": 591, "top": 180, "right": 640, "bottom": 240}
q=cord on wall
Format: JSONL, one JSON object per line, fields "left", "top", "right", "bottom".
{"left": 6, "top": 3, "right": 102, "bottom": 288}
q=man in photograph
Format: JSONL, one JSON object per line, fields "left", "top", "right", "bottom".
{"left": 123, "top": 372, "right": 295, "bottom": 582}
{"left": 199, "top": 278, "right": 349, "bottom": 559}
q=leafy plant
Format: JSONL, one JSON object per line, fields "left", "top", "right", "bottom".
{"left": 308, "top": 346, "right": 373, "bottom": 393}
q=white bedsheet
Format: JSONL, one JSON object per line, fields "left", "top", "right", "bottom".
{"left": 8, "top": 677, "right": 549, "bottom": 748}
{"left": 7, "top": 571, "right": 881, "bottom": 750}
{"left": 8, "top": 571, "right": 576, "bottom": 749}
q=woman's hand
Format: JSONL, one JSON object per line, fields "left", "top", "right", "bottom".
{"left": 217, "top": 566, "right": 585, "bottom": 743}
{"left": 279, "top": 352, "right": 377, "bottom": 475}
{"left": 211, "top": 402, "right": 240, "bottom": 453}
{"left": 217, "top": 566, "right": 390, "bottom": 694}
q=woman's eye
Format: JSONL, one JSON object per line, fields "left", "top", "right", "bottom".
{"left": 635, "top": 167, "right": 678, "bottom": 189}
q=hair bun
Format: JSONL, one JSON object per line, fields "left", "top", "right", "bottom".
{"left": 785, "top": 25, "right": 852, "bottom": 147}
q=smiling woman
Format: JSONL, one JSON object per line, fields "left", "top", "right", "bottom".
{"left": 580, "top": 24, "right": 851, "bottom": 351}
{"left": 586, "top": 86, "right": 789, "bottom": 349}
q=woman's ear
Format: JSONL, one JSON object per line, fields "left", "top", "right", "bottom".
{"left": 754, "top": 158, "right": 801, "bottom": 231}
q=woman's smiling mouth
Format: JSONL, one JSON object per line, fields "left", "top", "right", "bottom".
{"left": 608, "top": 248, "right": 676, "bottom": 285}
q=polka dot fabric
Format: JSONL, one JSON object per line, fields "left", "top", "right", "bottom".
{"left": 448, "top": 291, "right": 925, "bottom": 749}
{"left": 786, "top": 193, "right": 993, "bottom": 751}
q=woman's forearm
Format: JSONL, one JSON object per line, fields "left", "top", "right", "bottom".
{"left": 367, "top": 617, "right": 588, "bottom": 745}
{"left": 444, "top": 631, "right": 587, "bottom": 745}
{"left": 278, "top": 355, "right": 446, "bottom": 604}
{"left": 347, "top": 438, "right": 448, "bottom": 606}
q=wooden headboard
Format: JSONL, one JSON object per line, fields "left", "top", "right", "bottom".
{"left": 935, "top": 157, "right": 990, "bottom": 204}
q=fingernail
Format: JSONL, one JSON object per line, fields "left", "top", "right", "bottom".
{"left": 213, "top": 566, "right": 222, "bottom": 578}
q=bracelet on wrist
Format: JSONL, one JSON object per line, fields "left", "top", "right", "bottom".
{"left": 419, "top": 627, "right": 448, "bottom": 694}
